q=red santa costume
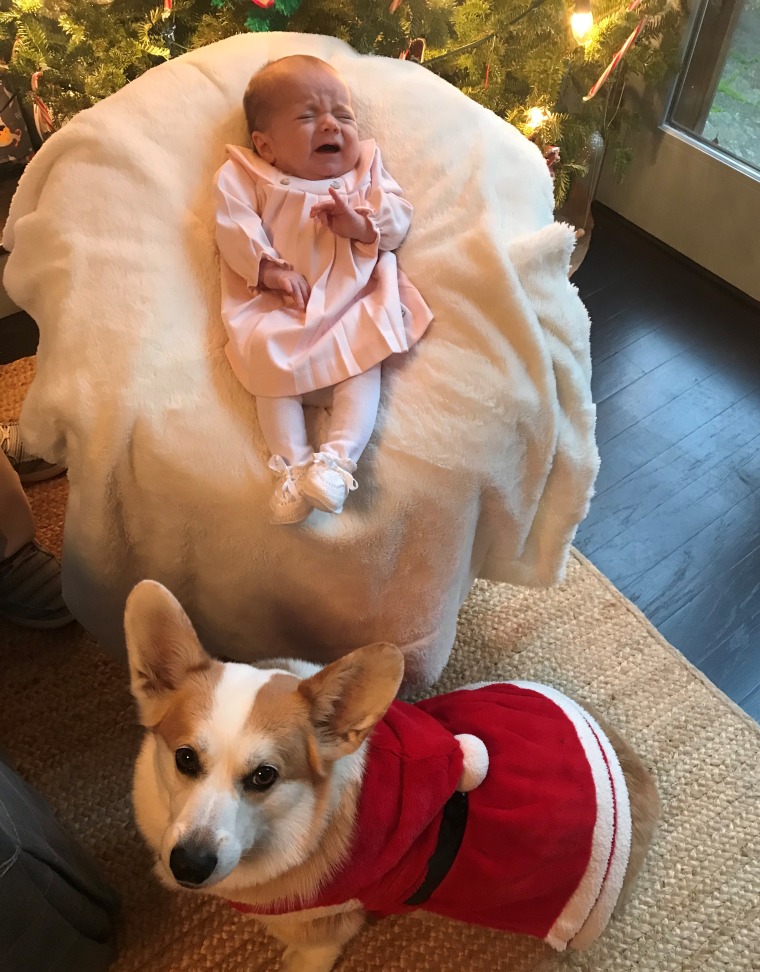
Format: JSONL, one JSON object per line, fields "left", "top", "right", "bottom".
{"left": 230, "top": 682, "right": 632, "bottom": 951}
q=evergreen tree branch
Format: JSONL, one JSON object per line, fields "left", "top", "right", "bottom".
{"left": 426, "top": 0, "right": 550, "bottom": 67}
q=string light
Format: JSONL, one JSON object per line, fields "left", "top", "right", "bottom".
{"left": 571, "top": 0, "right": 594, "bottom": 45}
{"left": 525, "top": 106, "right": 550, "bottom": 131}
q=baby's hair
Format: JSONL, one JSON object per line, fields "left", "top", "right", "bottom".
{"left": 243, "top": 55, "right": 339, "bottom": 137}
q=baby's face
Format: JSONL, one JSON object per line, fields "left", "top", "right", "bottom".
{"left": 252, "top": 63, "right": 360, "bottom": 181}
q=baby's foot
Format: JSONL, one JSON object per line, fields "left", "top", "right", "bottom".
{"left": 268, "top": 456, "right": 311, "bottom": 525}
{"left": 300, "top": 453, "right": 358, "bottom": 515}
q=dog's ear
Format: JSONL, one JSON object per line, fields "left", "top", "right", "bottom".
{"left": 124, "top": 580, "right": 212, "bottom": 727}
{"left": 298, "top": 643, "right": 404, "bottom": 763}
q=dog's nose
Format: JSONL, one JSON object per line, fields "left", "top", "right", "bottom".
{"left": 169, "top": 841, "right": 218, "bottom": 886}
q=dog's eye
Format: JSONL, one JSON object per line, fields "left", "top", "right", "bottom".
{"left": 175, "top": 747, "right": 201, "bottom": 778}
{"left": 243, "top": 764, "right": 279, "bottom": 792}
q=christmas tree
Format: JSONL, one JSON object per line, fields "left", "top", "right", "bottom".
{"left": 438, "top": 0, "right": 686, "bottom": 201}
{"left": 0, "top": 0, "right": 685, "bottom": 202}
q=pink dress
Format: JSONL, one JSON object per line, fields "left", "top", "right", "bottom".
{"left": 214, "top": 140, "right": 433, "bottom": 398}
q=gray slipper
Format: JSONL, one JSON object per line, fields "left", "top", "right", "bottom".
{"left": 0, "top": 422, "right": 67, "bottom": 484}
{"left": 0, "top": 541, "right": 75, "bottom": 629}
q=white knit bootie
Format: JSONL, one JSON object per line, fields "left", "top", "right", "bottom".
{"left": 268, "top": 456, "right": 312, "bottom": 525}
{"left": 300, "top": 453, "right": 358, "bottom": 514}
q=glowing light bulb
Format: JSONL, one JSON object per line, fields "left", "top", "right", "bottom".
{"left": 571, "top": 0, "right": 594, "bottom": 45}
{"left": 572, "top": 11, "right": 594, "bottom": 43}
{"left": 525, "top": 107, "right": 550, "bottom": 131}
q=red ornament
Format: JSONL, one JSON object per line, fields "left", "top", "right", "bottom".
{"left": 544, "top": 145, "right": 561, "bottom": 176}
{"left": 399, "top": 37, "right": 426, "bottom": 63}
{"left": 251, "top": 0, "right": 275, "bottom": 7}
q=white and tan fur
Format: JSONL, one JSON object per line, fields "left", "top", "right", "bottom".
{"left": 125, "top": 580, "right": 659, "bottom": 972}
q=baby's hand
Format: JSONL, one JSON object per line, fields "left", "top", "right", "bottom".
{"left": 259, "top": 265, "right": 310, "bottom": 311}
{"left": 310, "top": 188, "right": 375, "bottom": 243}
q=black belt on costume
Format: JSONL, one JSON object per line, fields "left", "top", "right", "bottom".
{"left": 404, "top": 790, "right": 469, "bottom": 906}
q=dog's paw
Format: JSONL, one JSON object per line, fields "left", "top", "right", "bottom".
{"left": 281, "top": 944, "right": 342, "bottom": 972}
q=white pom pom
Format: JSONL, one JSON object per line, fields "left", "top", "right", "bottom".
{"left": 454, "top": 733, "right": 489, "bottom": 792}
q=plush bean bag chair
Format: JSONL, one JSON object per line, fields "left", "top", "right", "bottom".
{"left": 3, "top": 32, "right": 598, "bottom": 690}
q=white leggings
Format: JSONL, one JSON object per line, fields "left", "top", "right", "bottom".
{"left": 256, "top": 364, "right": 382, "bottom": 467}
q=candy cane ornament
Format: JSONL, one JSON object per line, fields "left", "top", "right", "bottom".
{"left": 583, "top": 0, "right": 647, "bottom": 102}
{"left": 31, "top": 70, "right": 54, "bottom": 140}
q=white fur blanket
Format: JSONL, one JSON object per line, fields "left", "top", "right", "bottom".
{"left": 3, "top": 33, "right": 598, "bottom": 689}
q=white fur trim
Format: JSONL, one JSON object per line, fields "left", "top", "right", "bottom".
{"left": 454, "top": 733, "right": 489, "bottom": 791}
{"left": 568, "top": 712, "right": 632, "bottom": 949}
{"left": 508, "top": 682, "right": 630, "bottom": 951}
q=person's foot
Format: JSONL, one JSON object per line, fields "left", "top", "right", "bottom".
{"left": 299, "top": 453, "right": 358, "bottom": 515}
{"left": 268, "top": 456, "right": 312, "bottom": 526}
{"left": 0, "top": 422, "right": 67, "bottom": 484}
{"left": 0, "top": 540, "right": 75, "bottom": 628}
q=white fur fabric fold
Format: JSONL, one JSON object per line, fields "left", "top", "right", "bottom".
{"left": 2, "top": 33, "right": 599, "bottom": 689}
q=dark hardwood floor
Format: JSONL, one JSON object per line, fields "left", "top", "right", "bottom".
{"left": 2, "top": 203, "right": 758, "bottom": 723}
{"left": 574, "top": 205, "right": 760, "bottom": 723}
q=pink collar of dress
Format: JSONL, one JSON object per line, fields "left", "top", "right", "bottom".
{"left": 225, "top": 139, "right": 377, "bottom": 195}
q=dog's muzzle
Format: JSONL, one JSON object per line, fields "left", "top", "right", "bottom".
{"left": 169, "top": 839, "right": 218, "bottom": 887}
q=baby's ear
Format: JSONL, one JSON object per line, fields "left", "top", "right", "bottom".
{"left": 251, "top": 131, "right": 275, "bottom": 164}
{"left": 298, "top": 644, "right": 404, "bottom": 763}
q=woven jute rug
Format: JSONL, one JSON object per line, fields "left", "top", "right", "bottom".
{"left": 2, "top": 356, "right": 759, "bottom": 971}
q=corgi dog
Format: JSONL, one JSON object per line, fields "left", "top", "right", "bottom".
{"left": 125, "top": 580, "right": 659, "bottom": 972}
